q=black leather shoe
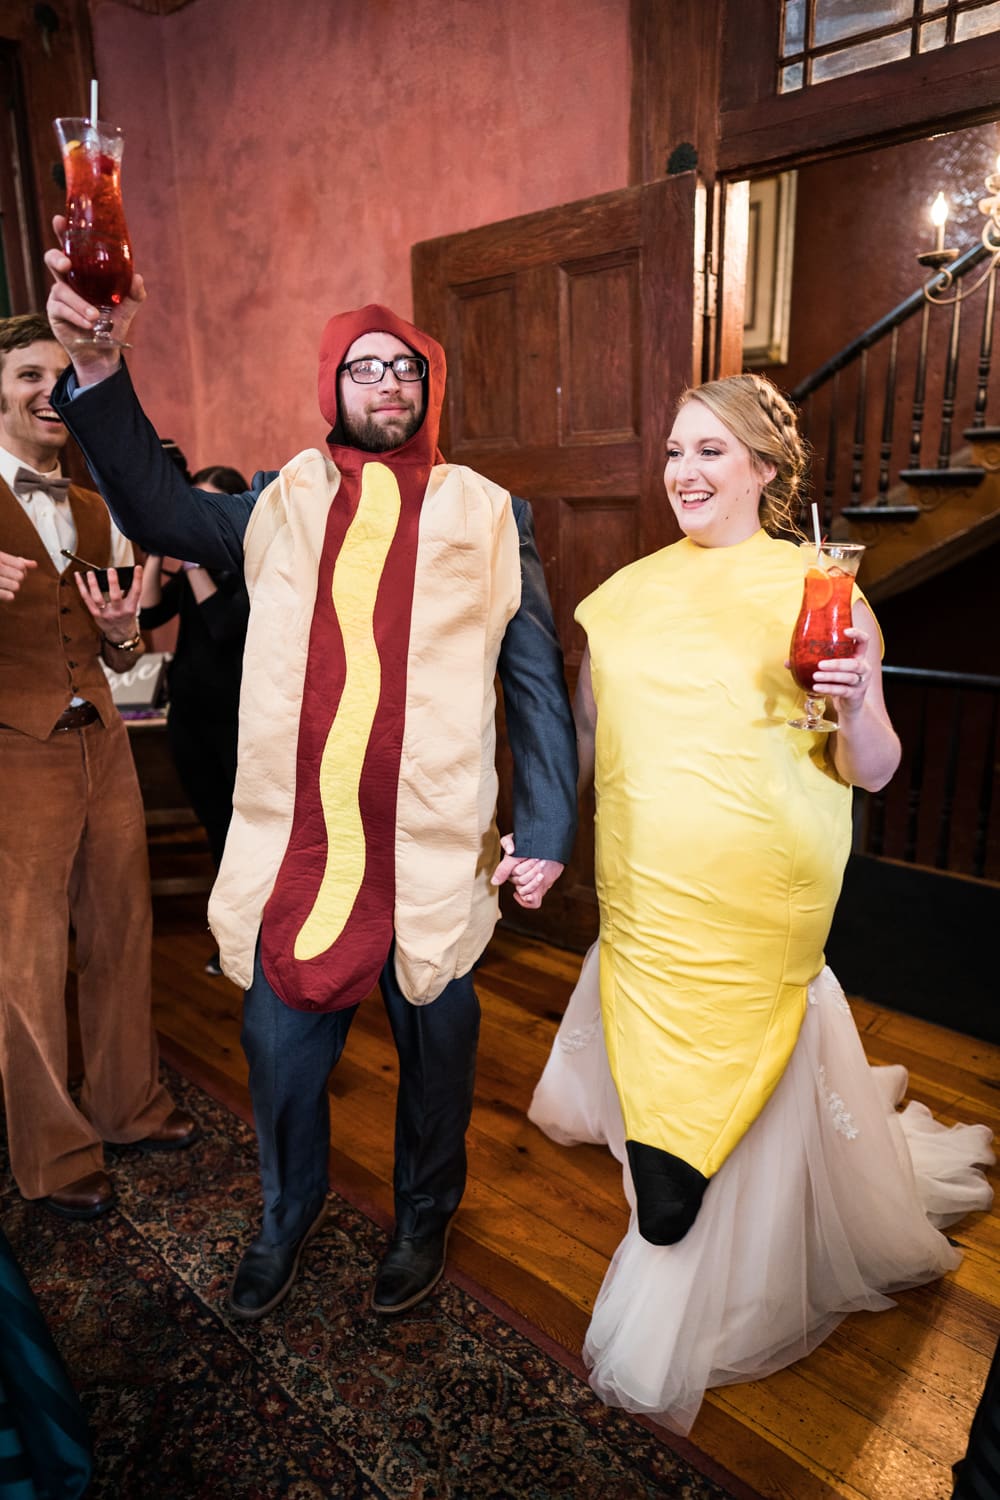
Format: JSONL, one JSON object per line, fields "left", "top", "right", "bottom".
{"left": 228, "top": 1202, "right": 328, "bottom": 1321}
{"left": 135, "top": 1108, "right": 200, "bottom": 1152}
{"left": 371, "top": 1221, "right": 452, "bottom": 1315}
{"left": 39, "top": 1169, "right": 116, "bottom": 1221}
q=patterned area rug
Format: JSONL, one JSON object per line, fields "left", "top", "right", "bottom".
{"left": 1, "top": 1072, "right": 745, "bottom": 1500}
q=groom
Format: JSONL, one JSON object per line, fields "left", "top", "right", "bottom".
{"left": 45, "top": 242, "right": 577, "bottom": 1320}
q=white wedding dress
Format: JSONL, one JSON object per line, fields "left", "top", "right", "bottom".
{"left": 528, "top": 945, "right": 995, "bottom": 1435}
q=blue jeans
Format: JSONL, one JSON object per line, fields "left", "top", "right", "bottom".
{"left": 241, "top": 942, "right": 481, "bottom": 1247}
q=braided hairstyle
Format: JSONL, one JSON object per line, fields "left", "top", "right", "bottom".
{"left": 675, "top": 373, "right": 809, "bottom": 538}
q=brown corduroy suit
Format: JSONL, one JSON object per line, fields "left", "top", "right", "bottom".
{"left": 0, "top": 477, "right": 173, "bottom": 1197}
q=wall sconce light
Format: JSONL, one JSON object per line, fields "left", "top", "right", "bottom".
{"left": 918, "top": 159, "right": 1000, "bottom": 305}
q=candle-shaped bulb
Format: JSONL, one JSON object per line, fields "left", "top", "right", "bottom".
{"left": 931, "top": 191, "right": 949, "bottom": 252}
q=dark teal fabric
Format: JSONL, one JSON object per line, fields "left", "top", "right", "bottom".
{"left": 952, "top": 1335, "right": 1000, "bottom": 1500}
{"left": 0, "top": 1230, "right": 91, "bottom": 1500}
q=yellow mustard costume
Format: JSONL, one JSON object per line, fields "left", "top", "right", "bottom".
{"left": 579, "top": 528, "right": 865, "bottom": 1195}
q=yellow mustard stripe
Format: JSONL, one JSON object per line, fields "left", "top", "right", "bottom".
{"left": 294, "top": 462, "right": 400, "bottom": 961}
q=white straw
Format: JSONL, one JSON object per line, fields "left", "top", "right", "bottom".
{"left": 90, "top": 78, "right": 99, "bottom": 126}
{"left": 811, "top": 501, "right": 822, "bottom": 554}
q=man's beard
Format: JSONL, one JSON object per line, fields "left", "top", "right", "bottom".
{"left": 341, "top": 399, "right": 425, "bottom": 450}
{"left": 340, "top": 402, "right": 423, "bottom": 453}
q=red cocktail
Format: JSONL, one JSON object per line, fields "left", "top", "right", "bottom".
{"left": 54, "top": 117, "right": 133, "bottom": 346}
{"left": 788, "top": 541, "right": 865, "bottom": 732}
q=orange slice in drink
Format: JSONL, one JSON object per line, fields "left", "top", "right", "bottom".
{"left": 805, "top": 566, "right": 833, "bottom": 606}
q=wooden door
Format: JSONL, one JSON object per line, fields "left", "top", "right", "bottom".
{"left": 412, "top": 177, "right": 702, "bottom": 951}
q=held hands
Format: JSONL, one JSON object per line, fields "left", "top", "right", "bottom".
{"left": 44, "top": 215, "right": 146, "bottom": 383}
{"left": 0, "top": 551, "right": 37, "bottom": 602}
{"left": 491, "top": 833, "right": 565, "bottom": 910}
{"left": 74, "top": 564, "right": 143, "bottom": 645}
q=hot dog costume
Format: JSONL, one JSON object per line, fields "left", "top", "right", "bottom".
{"left": 54, "top": 306, "right": 577, "bottom": 1247}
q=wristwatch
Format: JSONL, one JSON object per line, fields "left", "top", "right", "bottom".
{"left": 104, "top": 630, "right": 142, "bottom": 652}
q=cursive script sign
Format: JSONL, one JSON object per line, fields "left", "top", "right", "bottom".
{"left": 100, "top": 650, "right": 170, "bottom": 709}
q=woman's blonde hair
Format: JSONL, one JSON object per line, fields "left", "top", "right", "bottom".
{"left": 675, "top": 373, "right": 809, "bottom": 537}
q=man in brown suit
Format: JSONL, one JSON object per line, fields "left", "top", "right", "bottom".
{"left": 0, "top": 312, "right": 196, "bottom": 1219}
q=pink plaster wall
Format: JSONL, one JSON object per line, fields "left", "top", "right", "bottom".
{"left": 90, "top": 0, "right": 631, "bottom": 479}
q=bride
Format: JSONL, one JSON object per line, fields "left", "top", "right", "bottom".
{"left": 514, "top": 373, "right": 994, "bottom": 1435}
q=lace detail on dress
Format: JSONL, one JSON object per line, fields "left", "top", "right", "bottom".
{"left": 558, "top": 1020, "right": 601, "bottom": 1054}
{"left": 818, "top": 1065, "right": 859, "bottom": 1140}
{"left": 808, "top": 974, "right": 852, "bottom": 1014}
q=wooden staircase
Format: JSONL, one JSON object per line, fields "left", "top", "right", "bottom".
{"left": 791, "top": 241, "right": 1000, "bottom": 603}
{"left": 834, "top": 426, "right": 1000, "bottom": 601}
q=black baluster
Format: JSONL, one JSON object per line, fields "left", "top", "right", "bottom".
{"left": 877, "top": 326, "right": 899, "bottom": 503}
{"left": 823, "top": 371, "right": 838, "bottom": 534}
{"left": 935, "top": 688, "right": 963, "bottom": 868}
{"left": 866, "top": 782, "right": 887, "bottom": 858}
{"left": 909, "top": 298, "right": 931, "bottom": 469}
{"left": 800, "top": 393, "right": 814, "bottom": 530}
{"left": 971, "top": 262, "right": 997, "bottom": 430}
{"left": 851, "top": 349, "right": 868, "bottom": 504}
{"left": 973, "top": 690, "right": 998, "bottom": 879}
{"left": 937, "top": 292, "right": 963, "bottom": 469}
{"left": 904, "top": 688, "right": 927, "bottom": 864}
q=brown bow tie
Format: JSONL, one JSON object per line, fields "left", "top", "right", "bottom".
{"left": 11, "top": 466, "right": 72, "bottom": 501}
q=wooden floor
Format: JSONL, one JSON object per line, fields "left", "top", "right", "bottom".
{"left": 149, "top": 894, "right": 999, "bottom": 1500}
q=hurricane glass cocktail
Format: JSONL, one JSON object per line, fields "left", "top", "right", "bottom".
{"left": 54, "top": 117, "right": 133, "bottom": 347}
{"left": 788, "top": 541, "right": 865, "bottom": 732}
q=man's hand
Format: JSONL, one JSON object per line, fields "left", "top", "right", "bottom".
{"left": 491, "top": 834, "right": 565, "bottom": 910}
{"left": 74, "top": 564, "right": 144, "bottom": 644}
{"left": 0, "top": 551, "right": 37, "bottom": 602}
{"left": 44, "top": 215, "right": 146, "bottom": 386}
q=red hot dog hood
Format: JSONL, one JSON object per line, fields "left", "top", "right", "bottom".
{"left": 317, "top": 303, "right": 446, "bottom": 468}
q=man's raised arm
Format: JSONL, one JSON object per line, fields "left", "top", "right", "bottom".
{"left": 44, "top": 223, "right": 259, "bottom": 569}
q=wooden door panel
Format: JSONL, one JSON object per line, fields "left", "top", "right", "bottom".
{"left": 413, "top": 177, "right": 700, "bottom": 950}
{"left": 556, "top": 497, "right": 640, "bottom": 665}
{"left": 560, "top": 250, "right": 641, "bottom": 443}
{"left": 451, "top": 277, "right": 519, "bottom": 446}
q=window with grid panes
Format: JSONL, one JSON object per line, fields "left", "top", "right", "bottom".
{"left": 780, "top": 0, "right": 1000, "bottom": 92}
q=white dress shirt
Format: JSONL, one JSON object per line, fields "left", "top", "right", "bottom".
{"left": 0, "top": 443, "right": 134, "bottom": 573}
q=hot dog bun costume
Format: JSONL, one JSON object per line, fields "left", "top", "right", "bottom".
{"left": 577, "top": 530, "right": 862, "bottom": 1240}
{"left": 208, "top": 306, "right": 523, "bottom": 1010}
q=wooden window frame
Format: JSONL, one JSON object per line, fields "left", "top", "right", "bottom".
{"left": 719, "top": 0, "right": 1000, "bottom": 175}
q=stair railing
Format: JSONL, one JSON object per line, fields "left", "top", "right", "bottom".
{"left": 789, "top": 242, "right": 994, "bottom": 533}
{"left": 856, "top": 664, "right": 999, "bottom": 881}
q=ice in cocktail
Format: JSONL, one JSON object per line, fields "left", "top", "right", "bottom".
{"left": 53, "top": 117, "right": 133, "bottom": 344}
{"left": 788, "top": 541, "right": 865, "bottom": 732}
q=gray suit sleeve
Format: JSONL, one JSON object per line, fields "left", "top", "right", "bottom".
{"left": 51, "top": 362, "right": 273, "bottom": 571}
{"left": 497, "top": 497, "right": 578, "bottom": 864}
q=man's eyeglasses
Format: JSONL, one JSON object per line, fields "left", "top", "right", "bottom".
{"left": 338, "top": 356, "right": 427, "bottom": 385}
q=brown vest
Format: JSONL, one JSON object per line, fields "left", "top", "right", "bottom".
{"left": 0, "top": 478, "right": 117, "bottom": 739}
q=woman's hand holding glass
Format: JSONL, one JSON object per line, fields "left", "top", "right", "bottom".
{"left": 811, "top": 625, "right": 874, "bottom": 716}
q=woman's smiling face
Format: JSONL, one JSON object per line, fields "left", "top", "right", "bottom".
{"left": 663, "top": 398, "right": 775, "bottom": 548}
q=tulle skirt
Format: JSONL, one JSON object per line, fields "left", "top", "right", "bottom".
{"left": 528, "top": 945, "right": 995, "bottom": 1435}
